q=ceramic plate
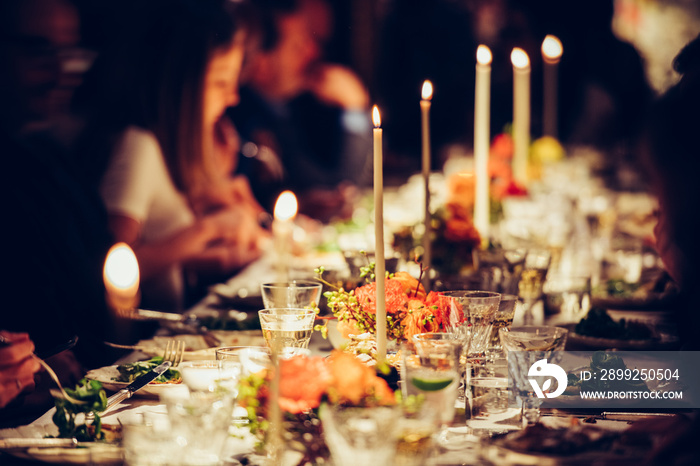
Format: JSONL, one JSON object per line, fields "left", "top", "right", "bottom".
{"left": 563, "top": 323, "right": 679, "bottom": 351}
{"left": 85, "top": 366, "right": 182, "bottom": 397}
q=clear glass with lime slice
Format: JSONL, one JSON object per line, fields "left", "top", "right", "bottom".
{"left": 401, "top": 334, "right": 462, "bottom": 429}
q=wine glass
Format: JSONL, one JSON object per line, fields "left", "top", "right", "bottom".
{"left": 261, "top": 280, "right": 323, "bottom": 309}
{"left": 258, "top": 308, "right": 316, "bottom": 354}
{"left": 498, "top": 326, "right": 568, "bottom": 425}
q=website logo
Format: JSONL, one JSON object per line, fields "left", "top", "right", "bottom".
{"left": 528, "top": 359, "right": 567, "bottom": 399}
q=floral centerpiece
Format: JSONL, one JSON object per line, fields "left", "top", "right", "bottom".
{"left": 315, "top": 264, "right": 462, "bottom": 343}
{"left": 238, "top": 351, "right": 396, "bottom": 465}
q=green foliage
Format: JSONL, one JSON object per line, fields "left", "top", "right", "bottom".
{"left": 115, "top": 357, "right": 181, "bottom": 384}
{"left": 52, "top": 379, "right": 108, "bottom": 441}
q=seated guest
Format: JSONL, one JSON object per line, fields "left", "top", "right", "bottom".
{"left": 229, "top": 0, "right": 372, "bottom": 222}
{"left": 0, "top": 332, "right": 41, "bottom": 410}
{"left": 76, "top": 0, "right": 268, "bottom": 312}
{"left": 641, "top": 34, "right": 700, "bottom": 352}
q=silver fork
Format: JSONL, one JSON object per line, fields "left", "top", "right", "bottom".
{"left": 93, "top": 340, "right": 185, "bottom": 418}
{"left": 162, "top": 339, "right": 185, "bottom": 367}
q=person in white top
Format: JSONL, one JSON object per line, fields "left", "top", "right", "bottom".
{"left": 78, "top": 0, "right": 268, "bottom": 312}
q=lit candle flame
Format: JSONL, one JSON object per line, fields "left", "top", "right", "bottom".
{"left": 421, "top": 80, "right": 433, "bottom": 101}
{"left": 104, "top": 242, "right": 140, "bottom": 312}
{"left": 511, "top": 48, "right": 530, "bottom": 69}
{"left": 476, "top": 45, "right": 492, "bottom": 65}
{"left": 104, "top": 243, "right": 139, "bottom": 291}
{"left": 273, "top": 190, "right": 298, "bottom": 221}
{"left": 372, "top": 105, "right": 381, "bottom": 128}
{"left": 542, "top": 35, "right": 563, "bottom": 63}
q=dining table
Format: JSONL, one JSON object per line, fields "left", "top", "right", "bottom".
{"left": 0, "top": 152, "right": 691, "bottom": 465}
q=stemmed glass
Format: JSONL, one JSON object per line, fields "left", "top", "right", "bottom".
{"left": 499, "top": 326, "right": 568, "bottom": 425}
{"left": 261, "top": 280, "right": 323, "bottom": 309}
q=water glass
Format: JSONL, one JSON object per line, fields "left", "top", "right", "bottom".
{"left": 122, "top": 412, "right": 180, "bottom": 466}
{"left": 402, "top": 334, "right": 461, "bottom": 428}
{"left": 261, "top": 280, "right": 323, "bottom": 309}
{"left": 487, "top": 294, "right": 519, "bottom": 357}
{"left": 472, "top": 248, "right": 526, "bottom": 295}
{"left": 177, "top": 359, "right": 241, "bottom": 393}
{"left": 465, "top": 358, "right": 520, "bottom": 438}
{"left": 215, "top": 346, "right": 271, "bottom": 375}
{"left": 440, "top": 291, "right": 501, "bottom": 359}
{"left": 161, "top": 388, "right": 236, "bottom": 466}
{"left": 320, "top": 404, "right": 401, "bottom": 466}
{"left": 543, "top": 275, "right": 591, "bottom": 321}
{"left": 258, "top": 308, "right": 316, "bottom": 353}
{"left": 499, "top": 326, "right": 568, "bottom": 425}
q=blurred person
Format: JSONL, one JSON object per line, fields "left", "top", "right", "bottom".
{"left": 0, "top": 0, "right": 118, "bottom": 373}
{"left": 0, "top": 0, "right": 85, "bottom": 136}
{"left": 0, "top": 332, "right": 41, "bottom": 409}
{"left": 229, "top": 0, "right": 371, "bottom": 222}
{"left": 640, "top": 34, "right": 700, "bottom": 351}
{"left": 75, "top": 0, "right": 268, "bottom": 313}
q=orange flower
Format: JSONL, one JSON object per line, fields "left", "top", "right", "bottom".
{"left": 355, "top": 279, "right": 409, "bottom": 315}
{"left": 278, "top": 356, "right": 332, "bottom": 413}
{"left": 391, "top": 271, "right": 426, "bottom": 300}
{"left": 326, "top": 352, "right": 395, "bottom": 406}
{"left": 402, "top": 299, "right": 440, "bottom": 340}
{"left": 337, "top": 318, "right": 361, "bottom": 338}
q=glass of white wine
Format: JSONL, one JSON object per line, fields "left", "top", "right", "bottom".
{"left": 258, "top": 308, "right": 316, "bottom": 353}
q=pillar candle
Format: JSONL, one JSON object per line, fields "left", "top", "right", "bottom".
{"left": 542, "top": 35, "right": 563, "bottom": 139}
{"left": 511, "top": 47, "right": 531, "bottom": 186}
{"left": 420, "top": 80, "right": 433, "bottom": 289}
{"left": 372, "top": 105, "right": 386, "bottom": 362}
{"left": 474, "top": 45, "right": 492, "bottom": 247}
{"left": 273, "top": 191, "right": 297, "bottom": 282}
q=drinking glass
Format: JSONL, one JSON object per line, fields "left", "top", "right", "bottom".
{"left": 319, "top": 404, "right": 401, "bottom": 466}
{"left": 402, "top": 334, "right": 462, "bottom": 429}
{"left": 215, "top": 346, "right": 271, "bottom": 375}
{"left": 499, "top": 326, "right": 568, "bottom": 425}
{"left": 122, "top": 412, "right": 180, "bottom": 466}
{"left": 465, "top": 357, "right": 520, "bottom": 438}
{"left": 472, "top": 248, "right": 526, "bottom": 295}
{"left": 261, "top": 280, "right": 323, "bottom": 309}
{"left": 162, "top": 389, "right": 236, "bottom": 466}
{"left": 440, "top": 291, "right": 501, "bottom": 359}
{"left": 177, "top": 359, "right": 241, "bottom": 393}
{"left": 258, "top": 308, "right": 316, "bottom": 353}
{"left": 487, "top": 294, "right": 519, "bottom": 357}
{"left": 543, "top": 275, "right": 591, "bottom": 321}
{"left": 518, "top": 249, "right": 551, "bottom": 324}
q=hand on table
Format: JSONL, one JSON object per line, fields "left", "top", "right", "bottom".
{"left": 0, "top": 331, "right": 41, "bottom": 408}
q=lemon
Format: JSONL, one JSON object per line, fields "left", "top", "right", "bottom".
{"left": 411, "top": 376, "right": 454, "bottom": 391}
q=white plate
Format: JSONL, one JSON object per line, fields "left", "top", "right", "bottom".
{"left": 133, "top": 331, "right": 266, "bottom": 361}
{"left": 8, "top": 444, "right": 123, "bottom": 465}
{"left": 85, "top": 366, "right": 182, "bottom": 397}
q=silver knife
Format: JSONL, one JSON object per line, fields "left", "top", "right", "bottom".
{"left": 103, "top": 361, "right": 172, "bottom": 411}
{"left": 0, "top": 438, "right": 78, "bottom": 450}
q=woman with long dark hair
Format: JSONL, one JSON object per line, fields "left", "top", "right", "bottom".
{"left": 77, "top": 0, "right": 267, "bottom": 312}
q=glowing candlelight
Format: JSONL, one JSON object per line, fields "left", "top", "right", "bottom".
{"left": 541, "top": 35, "right": 563, "bottom": 138}
{"left": 474, "top": 45, "right": 492, "bottom": 247}
{"left": 273, "top": 190, "right": 298, "bottom": 282}
{"left": 420, "top": 80, "right": 433, "bottom": 289}
{"left": 103, "top": 242, "right": 140, "bottom": 314}
{"left": 372, "top": 105, "right": 386, "bottom": 362}
{"left": 511, "top": 47, "right": 531, "bottom": 186}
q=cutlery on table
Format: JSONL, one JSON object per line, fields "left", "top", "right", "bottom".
{"left": 119, "top": 308, "right": 222, "bottom": 347}
{"left": 0, "top": 438, "right": 78, "bottom": 450}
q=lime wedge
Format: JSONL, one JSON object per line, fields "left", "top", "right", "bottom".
{"left": 411, "top": 376, "right": 453, "bottom": 391}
